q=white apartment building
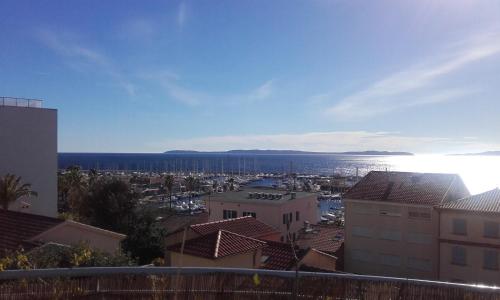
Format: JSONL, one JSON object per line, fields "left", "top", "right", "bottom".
{"left": 0, "top": 97, "right": 57, "bottom": 217}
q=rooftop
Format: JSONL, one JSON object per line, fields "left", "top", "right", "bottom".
{"left": 167, "top": 229, "right": 266, "bottom": 259}
{"left": 439, "top": 188, "right": 500, "bottom": 213}
{"left": 296, "top": 224, "right": 344, "bottom": 254}
{"left": 206, "top": 187, "right": 316, "bottom": 205}
{"left": 261, "top": 240, "right": 305, "bottom": 270}
{"left": 0, "top": 97, "right": 43, "bottom": 108}
{"left": 343, "top": 171, "right": 469, "bottom": 206}
{"left": 0, "top": 210, "right": 63, "bottom": 252}
{"left": 190, "top": 216, "right": 280, "bottom": 239}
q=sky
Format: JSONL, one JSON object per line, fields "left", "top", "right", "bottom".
{"left": 1, "top": 0, "right": 500, "bottom": 154}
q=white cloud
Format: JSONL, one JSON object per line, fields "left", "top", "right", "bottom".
{"left": 177, "top": 2, "right": 187, "bottom": 29}
{"left": 120, "top": 18, "right": 155, "bottom": 42}
{"left": 152, "top": 131, "right": 498, "bottom": 154}
{"left": 37, "top": 29, "right": 135, "bottom": 96}
{"left": 320, "top": 32, "right": 500, "bottom": 119}
{"left": 144, "top": 71, "right": 274, "bottom": 106}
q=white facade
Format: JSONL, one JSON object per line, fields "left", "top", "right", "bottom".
{"left": 0, "top": 104, "right": 57, "bottom": 217}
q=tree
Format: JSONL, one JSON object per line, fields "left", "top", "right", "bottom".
{"left": 58, "top": 166, "right": 87, "bottom": 217}
{"left": 164, "top": 175, "right": 174, "bottom": 209}
{"left": 80, "top": 178, "right": 137, "bottom": 233}
{"left": 0, "top": 174, "right": 37, "bottom": 210}
{"left": 122, "top": 209, "right": 165, "bottom": 265}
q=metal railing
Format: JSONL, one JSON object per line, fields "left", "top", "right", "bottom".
{"left": 0, "top": 97, "right": 43, "bottom": 108}
{"left": 1, "top": 267, "right": 500, "bottom": 299}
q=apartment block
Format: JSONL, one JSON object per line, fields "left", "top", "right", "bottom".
{"left": 343, "top": 171, "right": 469, "bottom": 280}
{"left": 206, "top": 188, "right": 319, "bottom": 242}
{"left": 0, "top": 98, "right": 57, "bottom": 217}
{"left": 438, "top": 188, "right": 500, "bottom": 285}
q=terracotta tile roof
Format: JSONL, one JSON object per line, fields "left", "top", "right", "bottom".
{"left": 190, "top": 216, "right": 279, "bottom": 239}
{"left": 0, "top": 210, "right": 63, "bottom": 252}
{"left": 168, "top": 229, "right": 266, "bottom": 259}
{"left": 296, "top": 224, "right": 344, "bottom": 254}
{"left": 343, "top": 171, "right": 469, "bottom": 206}
{"left": 439, "top": 188, "right": 500, "bottom": 213}
{"left": 261, "top": 240, "right": 305, "bottom": 270}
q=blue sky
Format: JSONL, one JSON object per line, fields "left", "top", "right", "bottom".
{"left": 1, "top": 0, "right": 500, "bottom": 153}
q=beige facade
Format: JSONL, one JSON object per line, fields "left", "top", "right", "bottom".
{"left": 170, "top": 248, "right": 262, "bottom": 269}
{"left": 208, "top": 192, "right": 318, "bottom": 242}
{"left": 344, "top": 199, "right": 440, "bottom": 279}
{"left": 29, "top": 221, "right": 126, "bottom": 254}
{"left": 0, "top": 105, "right": 57, "bottom": 217}
{"left": 439, "top": 210, "right": 500, "bottom": 285}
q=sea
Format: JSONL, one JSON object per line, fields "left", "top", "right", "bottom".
{"left": 58, "top": 153, "right": 500, "bottom": 195}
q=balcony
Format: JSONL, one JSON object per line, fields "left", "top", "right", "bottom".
{"left": 0, "top": 97, "right": 43, "bottom": 108}
{"left": 0, "top": 267, "right": 499, "bottom": 299}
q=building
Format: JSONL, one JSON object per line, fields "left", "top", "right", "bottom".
{"left": 0, "top": 209, "right": 125, "bottom": 254}
{"left": 343, "top": 171, "right": 469, "bottom": 280}
{"left": 0, "top": 98, "right": 57, "bottom": 217}
{"left": 165, "top": 216, "right": 338, "bottom": 271}
{"left": 438, "top": 188, "right": 500, "bottom": 285}
{"left": 206, "top": 188, "right": 319, "bottom": 242}
{"left": 296, "top": 223, "right": 344, "bottom": 270}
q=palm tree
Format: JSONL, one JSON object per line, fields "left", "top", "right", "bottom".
{"left": 0, "top": 174, "right": 38, "bottom": 210}
{"left": 59, "top": 166, "right": 87, "bottom": 217}
{"left": 164, "top": 175, "right": 174, "bottom": 209}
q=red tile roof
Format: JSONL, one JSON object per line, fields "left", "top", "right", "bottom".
{"left": 343, "top": 171, "right": 469, "bottom": 206}
{"left": 261, "top": 240, "right": 305, "bottom": 270}
{"left": 168, "top": 229, "right": 266, "bottom": 259}
{"left": 296, "top": 224, "right": 344, "bottom": 254}
{"left": 439, "top": 188, "right": 500, "bottom": 213}
{"left": 190, "top": 216, "right": 279, "bottom": 239}
{"left": 161, "top": 212, "right": 209, "bottom": 234}
{"left": 0, "top": 210, "right": 63, "bottom": 252}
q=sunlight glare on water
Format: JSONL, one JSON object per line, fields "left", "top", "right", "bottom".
{"left": 381, "top": 155, "right": 500, "bottom": 194}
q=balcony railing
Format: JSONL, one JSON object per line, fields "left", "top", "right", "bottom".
{"left": 0, "top": 97, "right": 43, "bottom": 108}
{"left": 1, "top": 267, "right": 499, "bottom": 299}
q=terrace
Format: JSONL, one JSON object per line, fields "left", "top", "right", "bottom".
{"left": 0, "top": 97, "right": 43, "bottom": 108}
{"left": 1, "top": 267, "right": 499, "bottom": 299}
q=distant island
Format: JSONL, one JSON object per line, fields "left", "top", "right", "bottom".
{"left": 164, "top": 150, "right": 414, "bottom": 156}
{"left": 452, "top": 151, "right": 500, "bottom": 156}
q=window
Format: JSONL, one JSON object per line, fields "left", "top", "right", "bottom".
{"left": 296, "top": 211, "right": 300, "bottom": 221}
{"left": 407, "top": 232, "right": 432, "bottom": 245}
{"left": 484, "top": 222, "right": 499, "bottom": 238}
{"left": 379, "top": 205, "right": 401, "bottom": 217}
{"left": 452, "top": 219, "right": 467, "bottom": 235}
{"left": 352, "top": 226, "right": 372, "bottom": 238}
{"left": 408, "top": 208, "right": 431, "bottom": 220}
{"left": 408, "top": 257, "right": 432, "bottom": 271}
{"left": 379, "top": 230, "right": 401, "bottom": 241}
{"left": 283, "top": 213, "right": 287, "bottom": 224}
{"left": 292, "top": 232, "right": 296, "bottom": 241}
{"left": 380, "top": 254, "right": 401, "bottom": 267}
{"left": 289, "top": 212, "right": 293, "bottom": 224}
{"left": 243, "top": 211, "right": 256, "bottom": 218}
{"left": 352, "top": 249, "right": 372, "bottom": 262}
{"left": 483, "top": 250, "right": 499, "bottom": 270}
{"left": 223, "top": 210, "right": 237, "bottom": 219}
{"left": 451, "top": 246, "right": 466, "bottom": 266}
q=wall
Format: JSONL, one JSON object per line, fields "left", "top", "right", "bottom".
{"left": 169, "top": 248, "right": 262, "bottom": 268}
{"left": 34, "top": 222, "right": 125, "bottom": 254}
{"left": 344, "top": 199, "right": 439, "bottom": 279}
{"left": 0, "top": 106, "right": 57, "bottom": 217}
{"left": 208, "top": 195, "right": 318, "bottom": 241}
{"left": 439, "top": 210, "right": 500, "bottom": 285}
